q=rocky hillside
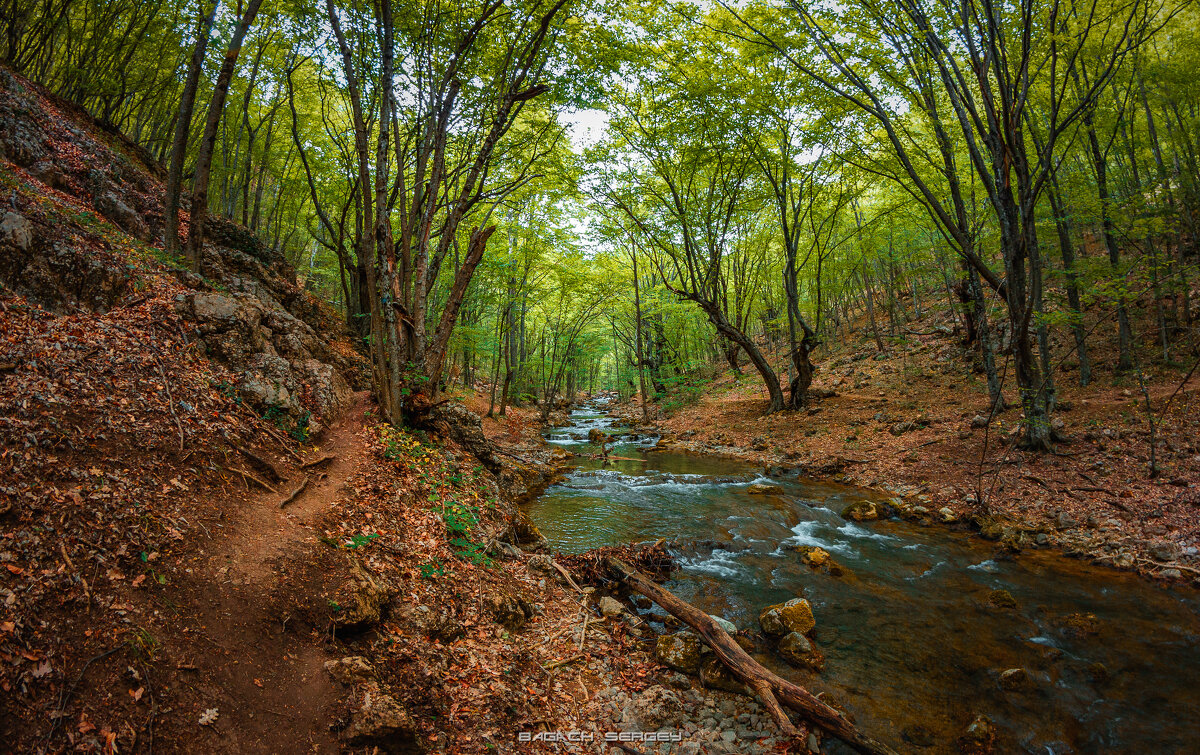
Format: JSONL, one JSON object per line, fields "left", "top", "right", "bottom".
{"left": 4, "top": 66, "right": 763, "bottom": 755}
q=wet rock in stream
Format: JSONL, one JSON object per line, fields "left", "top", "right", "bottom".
{"left": 759, "top": 597, "right": 816, "bottom": 637}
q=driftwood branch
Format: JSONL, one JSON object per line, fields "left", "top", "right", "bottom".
{"left": 605, "top": 557, "right": 898, "bottom": 755}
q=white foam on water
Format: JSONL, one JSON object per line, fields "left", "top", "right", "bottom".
{"left": 836, "top": 521, "right": 898, "bottom": 542}
{"left": 907, "top": 560, "right": 949, "bottom": 580}
{"left": 780, "top": 520, "right": 856, "bottom": 557}
{"left": 967, "top": 559, "right": 1000, "bottom": 573}
{"left": 680, "top": 548, "right": 743, "bottom": 577}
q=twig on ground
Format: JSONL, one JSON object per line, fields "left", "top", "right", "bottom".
{"left": 219, "top": 465, "right": 277, "bottom": 493}
{"left": 279, "top": 476, "right": 309, "bottom": 508}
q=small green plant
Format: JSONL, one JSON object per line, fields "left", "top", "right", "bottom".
{"left": 418, "top": 559, "right": 445, "bottom": 579}
{"left": 451, "top": 539, "right": 494, "bottom": 566}
{"left": 345, "top": 533, "right": 379, "bottom": 550}
{"left": 128, "top": 626, "right": 159, "bottom": 661}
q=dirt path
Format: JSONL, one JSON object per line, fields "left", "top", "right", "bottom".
{"left": 150, "top": 392, "right": 374, "bottom": 753}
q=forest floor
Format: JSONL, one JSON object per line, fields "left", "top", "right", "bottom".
{"left": 624, "top": 318, "right": 1200, "bottom": 585}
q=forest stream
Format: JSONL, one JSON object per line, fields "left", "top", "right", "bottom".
{"left": 525, "top": 398, "right": 1200, "bottom": 754}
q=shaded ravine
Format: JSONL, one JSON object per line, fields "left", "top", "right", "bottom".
{"left": 526, "top": 398, "right": 1200, "bottom": 754}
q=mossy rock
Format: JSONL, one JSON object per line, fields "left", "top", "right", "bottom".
{"left": 759, "top": 597, "right": 816, "bottom": 637}
{"left": 746, "top": 483, "right": 784, "bottom": 495}
{"left": 841, "top": 500, "right": 882, "bottom": 521}
{"left": 796, "top": 545, "right": 832, "bottom": 568}
{"left": 1059, "top": 612, "right": 1101, "bottom": 638}
{"left": 655, "top": 632, "right": 704, "bottom": 674}
{"left": 987, "top": 589, "right": 1018, "bottom": 609}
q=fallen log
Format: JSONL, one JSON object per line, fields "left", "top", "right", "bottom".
{"left": 606, "top": 557, "right": 898, "bottom": 755}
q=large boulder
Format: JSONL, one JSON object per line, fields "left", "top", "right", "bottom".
{"left": 93, "top": 191, "right": 149, "bottom": 241}
{"left": 655, "top": 633, "right": 703, "bottom": 674}
{"left": 759, "top": 598, "right": 816, "bottom": 637}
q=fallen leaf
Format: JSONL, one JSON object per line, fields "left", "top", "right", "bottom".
{"left": 198, "top": 707, "right": 219, "bottom": 726}
{"left": 131, "top": 574, "right": 146, "bottom": 588}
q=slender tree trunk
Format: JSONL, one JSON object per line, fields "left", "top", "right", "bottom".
{"left": 164, "top": 0, "right": 217, "bottom": 257}
{"left": 1086, "top": 117, "right": 1134, "bottom": 370}
{"left": 184, "top": 0, "right": 266, "bottom": 271}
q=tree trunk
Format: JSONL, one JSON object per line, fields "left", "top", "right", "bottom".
{"left": 184, "top": 0, "right": 266, "bottom": 271}
{"left": 163, "top": 0, "right": 218, "bottom": 258}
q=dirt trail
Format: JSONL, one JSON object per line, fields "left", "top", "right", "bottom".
{"left": 153, "top": 392, "right": 374, "bottom": 753}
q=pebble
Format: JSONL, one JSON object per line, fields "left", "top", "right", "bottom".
{"left": 720, "top": 730, "right": 737, "bottom": 743}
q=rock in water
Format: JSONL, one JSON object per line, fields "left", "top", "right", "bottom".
{"left": 998, "top": 667, "right": 1029, "bottom": 691}
{"left": 795, "top": 545, "right": 831, "bottom": 568}
{"left": 710, "top": 614, "right": 737, "bottom": 634}
{"left": 957, "top": 714, "right": 995, "bottom": 754}
{"left": 841, "top": 500, "right": 881, "bottom": 521}
{"left": 746, "top": 483, "right": 784, "bottom": 495}
{"left": 777, "top": 632, "right": 824, "bottom": 670}
{"left": 656, "top": 633, "right": 703, "bottom": 674}
{"left": 759, "top": 598, "right": 815, "bottom": 637}
{"left": 987, "top": 589, "right": 1018, "bottom": 609}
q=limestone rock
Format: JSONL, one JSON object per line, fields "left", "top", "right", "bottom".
{"left": 488, "top": 591, "right": 534, "bottom": 631}
{"left": 710, "top": 615, "right": 736, "bottom": 634}
{"left": 0, "top": 211, "right": 33, "bottom": 250}
{"left": 987, "top": 589, "right": 1018, "bottom": 610}
{"left": 344, "top": 687, "right": 420, "bottom": 751}
{"left": 393, "top": 604, "right": 464, "bottom": 642}
{"left": 93, "top": 191, "right": 150, "bottom": 241}
{"left": 795, "top": 545, "right": 831, "bottom": 568}
{"left": 998, "top": 667, "right": 1029, "bottom": 691}
{"left": 598, "top": 596, "right": 625, "bottom": 618}
{"left": 656, "top": 633, "right": 704, "bottom": 674}
{"left": 699, "top": 657, "right": 749, "bottom": 695}
{"left": 333, "top": 573, "right": 390, "bottom": 632}
{"left": 324, "top": 656, "right": 376, "bottom": 685}
{"left": 623, "top": 685, "right": 684, "bottom": 729}
{"left": 957, "top": 714, "right": 995, "bottom": 754}
{"left": 759, "top": 598, "right": 815, "bottom": 637}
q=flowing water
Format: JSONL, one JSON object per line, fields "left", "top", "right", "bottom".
{"left": 527, "top": 398, "right": 1200, "bottom": 753}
